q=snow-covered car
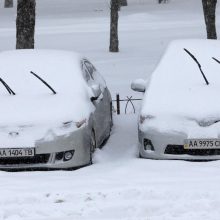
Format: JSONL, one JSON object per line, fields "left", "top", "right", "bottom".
{"left": 0, "top": 50, "right": 112, "bottom": 170}
{"left": 132, "top": 39, "right": 220, "bottom": 160}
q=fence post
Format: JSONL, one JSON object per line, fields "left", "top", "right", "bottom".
{"left": 116, "top": 93, "right": 120, "bottom": 115}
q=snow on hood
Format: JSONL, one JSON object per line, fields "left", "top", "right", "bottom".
{"left": 141, "top": 39, "right": 220, "bottom": 137}
{"left": 0, "top": 49, "right": 94, "bottom": 126}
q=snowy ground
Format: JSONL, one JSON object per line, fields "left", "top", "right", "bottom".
{"left": 0, "top": 0, "right": 220, "bottom": 219}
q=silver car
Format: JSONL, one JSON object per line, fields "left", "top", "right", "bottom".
{"left": 132, "top": 39, "right": 220, "bottom": 160}
{"left": 0, "top": 50, "right": 112, "bottom": 170}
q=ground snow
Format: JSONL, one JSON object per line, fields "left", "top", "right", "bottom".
{"left": 1, "top": 116, "right": 220, "bottom": 220}
{"left": 0, "top": 0, "right": 220, "bottom": 219}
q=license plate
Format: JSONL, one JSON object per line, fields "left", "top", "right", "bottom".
{"left": 0, "top": 148, "right": 35, "bottom": 158}
{"left": 184, "top": 139, "right": 220, "bottom": 149}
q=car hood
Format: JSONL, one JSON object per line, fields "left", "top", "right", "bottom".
{"left": 0, "top": 120, "right": 84, "bottom": 148}
{"left": 0, "top": 93, "right": 93, "bottom": 148}
{"left": 140, "top": 114, "right": 220, "bottom": 139}
{"left": 0, "top": 94, "right": 93, "bottom": 126}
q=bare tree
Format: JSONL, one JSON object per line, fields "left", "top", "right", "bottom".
{"left": 16, "top": 0, "right": 36, "bottom": 49}
{"left": 109, "top": 0, "right": 119, "bottom": 52}
{"left": 4, "top": 0, "right": 13, "bottom": 8}
{"left": 202, "top": 0, "right": 217, "bottom": 39}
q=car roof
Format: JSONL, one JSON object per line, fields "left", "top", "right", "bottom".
{"left": 0, "top": 50, "right": 94, "bottom": 125}
{"left": 141, "top": 39, "right": 220, "bottom": 120}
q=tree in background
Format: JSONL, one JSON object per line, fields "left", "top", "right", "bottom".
{"left": 202, "top": 0, "right": 217, "bottom": 39}
{"left": 16, "top": 0, "right": 36, "bottom": 49}
{"left": 4, "top": 0, "right": 13, "bottom": 8}
{"left": 120, "top": 0, "right": 128, "bottom": 6}
{"left": 109, "top": 0, "right": 119, "bottom": 52}
{"left": 158, "top": 0, "right": 168, "bottom": 3}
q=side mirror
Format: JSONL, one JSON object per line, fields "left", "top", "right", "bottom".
{"left": 90, "top": 85, "right": 102, "bottom": 101}
{"left": 131, "top": 79, "right": 146, "bottom": 92}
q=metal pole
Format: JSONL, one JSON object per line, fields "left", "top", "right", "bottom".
{"left": 116, "top": 93, "right": 120, "bottom": 115}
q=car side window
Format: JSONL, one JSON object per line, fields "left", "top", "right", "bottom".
{"left": 83, "top": 59, "right": 106, "bottom": 89}
{"left": 81, "top": 60, "right": 93, "bottom": 84}
{"left": 84, "top": 60, "right": 95, "bottom": 80}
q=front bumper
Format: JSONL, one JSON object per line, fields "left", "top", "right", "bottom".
{"left": 0, "top": 126, "right": 91, "bottom": 170}
{"left": 138, "top": 129, "right": 220, "bottom": 160}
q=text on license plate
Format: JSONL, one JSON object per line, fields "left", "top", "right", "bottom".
{"left": 0, "top": 148, "right": 35, "bottom": 157}
{"left": 184, "top": 139, "right": 220, "bottom": 149}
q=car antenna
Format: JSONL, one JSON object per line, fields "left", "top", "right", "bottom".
{"left": 184, "top": 48, "right": 209, "bottom": 85}
{"left": 0, "top": 78, "right": 16, "bottom": 95}
{"left": 212, "top": 57, "right": 220, "bottom": 64}
{"left": 30, "top": 71, "right": 57, "bottom": 95}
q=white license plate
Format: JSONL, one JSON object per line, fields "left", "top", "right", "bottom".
{"left": 184, "top": 139, "right": 220, "bottom": 149}
{"left": 0, "top": 148, "right": 35, "bottom": 158}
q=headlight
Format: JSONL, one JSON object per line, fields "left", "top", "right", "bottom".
{"left": 139, "top": 115, "right": 154, "bottom": 124}
{"left": 62, "top": 119, "right": 87, "bottom": 129}
{"left": 75, "top": 119, "right": 87, "bottom": 128}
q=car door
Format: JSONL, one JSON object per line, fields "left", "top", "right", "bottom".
{"left": 82, "top": 59, "right": 111, "bottom": 146}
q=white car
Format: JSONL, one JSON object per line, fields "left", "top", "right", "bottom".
{"left": 0, "top": 49, "right": 112, "bottom": 170}
{"left": 132, "top": 39, "right": 220, "bottom": 160}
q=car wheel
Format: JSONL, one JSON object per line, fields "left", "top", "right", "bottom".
{"left": 90, "top": 130, "right": 96, "bottom": 164}
{"left": 101, "top": 104, "right": 112, "bottom": 147}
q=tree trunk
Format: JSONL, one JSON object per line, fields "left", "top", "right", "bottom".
{"left": 120, "top": 0, "right": 127, "bottom": 6}
{"left": 202, "top": 0, "right": 217, "bottom": 39}
{"left": 109, "top": 0, "right": 119, "bottom": 52}
{"left": 16, "top": 0, "right": 36, "bottom": 49}
{"left": 158, "top": 0, "right": 168, "bottom": 3}
{"left": 4, "top": 0, "right": 13, "bottom": 8}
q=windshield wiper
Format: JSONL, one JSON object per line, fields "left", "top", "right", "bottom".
{"left": 212, "top": 57, "right": 220, "bottom": 64}
{"left": 184, "top": 48, "right": 209, "bottom": 85}
{"left": 0, "top": 78, "right": 15, "bottom": 95}
{"left": 30, "top": 71, "right": 56, "bottom": 95}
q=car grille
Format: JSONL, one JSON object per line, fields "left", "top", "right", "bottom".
{"left": 0, "top": 154, "right": 50, "bottom": 165}
{"left": 165, "top": 145, "right": 220, "bottom": 156}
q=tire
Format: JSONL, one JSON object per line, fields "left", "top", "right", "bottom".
{"left": 100, "top": 106, "right": 112, "bottom": 148}
{"left": 100, "top": 104, "right": 112, "bottom": 148}
{"left": 89, "top": 130, "right": 96, "bottom": 164}
{"left": 110, "top": 102, "right": 113, "bottom": 128}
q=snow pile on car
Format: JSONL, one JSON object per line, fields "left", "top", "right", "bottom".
{"left": 0, "top": 50, "right": 94, "bottom": 126}
{"left": 141, "top": 40, "right": 220, "bottom": 137}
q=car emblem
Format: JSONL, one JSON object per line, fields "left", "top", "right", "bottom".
{"left": 9, "top": 132, "right": 19, "bottom": 137}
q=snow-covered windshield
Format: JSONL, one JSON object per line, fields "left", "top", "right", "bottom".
{"left": 142, "top": 39, "right": 220, "bottom": 120}
{"left": 140, "top": 39, "right": 220, "bottom": 137}
{"left": 0, "top": 50, "right": 94, "bottom": 126}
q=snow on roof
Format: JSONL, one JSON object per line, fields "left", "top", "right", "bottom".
{"left": 0, "top": 49, "right": 94, "bottom": 125}
{"left": 142, "top": 39, "right": 220, "bottom": 120}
